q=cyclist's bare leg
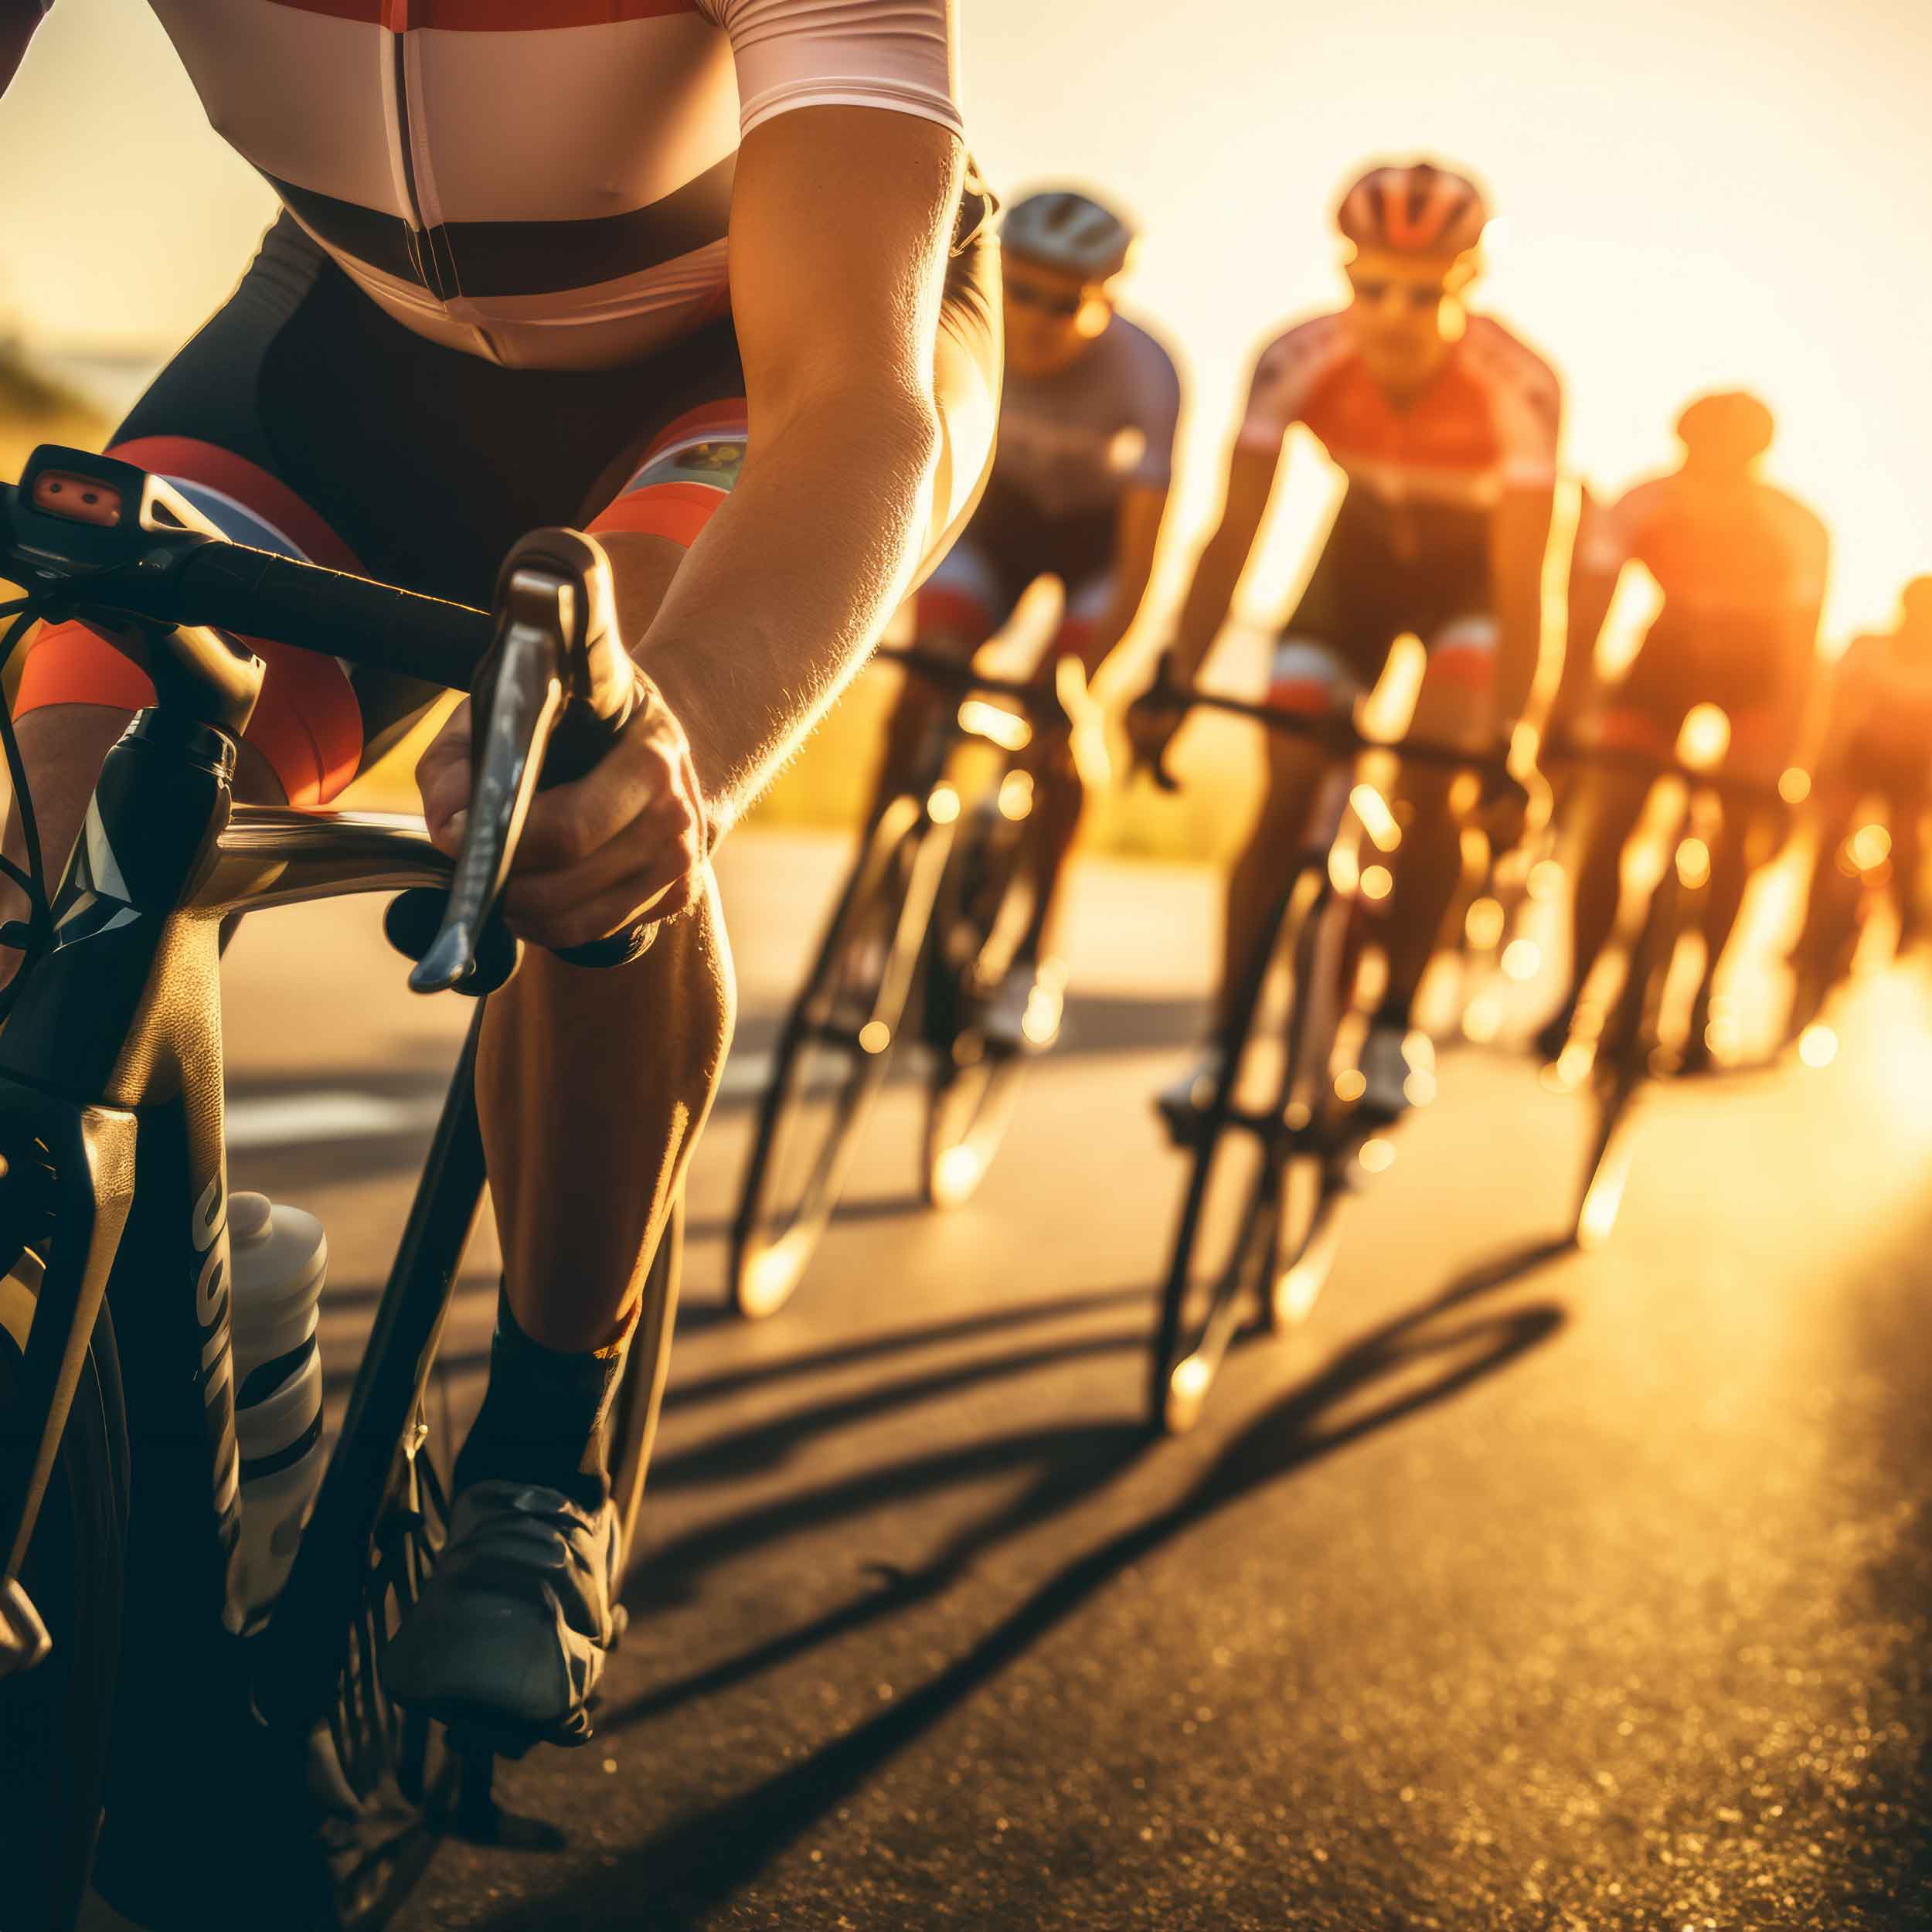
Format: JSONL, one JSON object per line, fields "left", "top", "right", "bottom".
{"left": 474, "top": 529, "right": 733, "bottom": 1353}
{"left": 1546, "top": 767, "right": 1650, "bottom": 1042}
{"left": 1686, "top": 800, "right": 1777, "bottom": 1050}
{"left": 1893, "top": 794, "right": 1927, "bottom": 945}
{"left": 1220, "top": 732, "right": 1328, "bottom": 1030}
{"left": 1376, "top": 764, "right": 1465, "bottom": 1016}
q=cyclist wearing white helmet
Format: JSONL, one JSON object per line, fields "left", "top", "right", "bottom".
{"left": 873, "top": 185, "right": 1183, "bottom": 1047}
{"left": 1140, "top": 160, "right": 1561, "bottom": 1121}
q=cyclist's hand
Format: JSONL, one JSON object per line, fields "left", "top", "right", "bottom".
{"left": 417, "top": 669, "right": 710, "bottom": 951}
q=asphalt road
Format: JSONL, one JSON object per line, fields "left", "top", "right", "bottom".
{"left": 202, "top": 827, "right": 1932, "bottom": 1932}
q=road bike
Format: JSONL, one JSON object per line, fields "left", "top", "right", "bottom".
{"left": 729, "top": 648, "right": 1080, "bottom": 1320}
{"left": 0, "top": 446, "right": 675, "bottom": 1930}
{"left": 1132, "top": 665, "right": 1522, "bottom": 1434}
{"left": 1549, "top": 737, "right": 1781, "bottom": 1250}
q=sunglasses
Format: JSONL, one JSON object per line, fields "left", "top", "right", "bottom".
{"left": 1348, "top": 275, "right": 1450, "bottom": 311}
{"left": 1005, "top": 276, "right": 1086, "bottom": 318}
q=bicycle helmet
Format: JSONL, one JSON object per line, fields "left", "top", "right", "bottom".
{"left": 1001, "top": 190, "right": 1138, "bottom": 283}
{"left": 1675, "top": 390, "right": 1775, "bottom": 467}
{"left": 1336, "top": 161, "right": 1489, "bottom": 260}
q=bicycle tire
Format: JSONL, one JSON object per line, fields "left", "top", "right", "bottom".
{"left": 1151, "top": 862, "right": 1328, "bottom": 1435}
{"left": 1572, "top": 860, "right": 1682, "bottom": 1248}
{"left": 0, "top": 1250, "right": 128, "bottom": 1932}
{"left": 921, "top": 798, "right": 1039, "bottom": 1210}
{"left": 730, "top": 798, "right": 951, "bottom": 1318}
{"left": 1261, "top": 877, "right": 1359, "bottom": 1335}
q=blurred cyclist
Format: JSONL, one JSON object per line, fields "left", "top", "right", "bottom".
{"left": 872, "top": 187, "right": 1182, "bottom": 1046}
{"left": 1542, "top": 392, "right": 1828, "bottom": 1070}
{"left": 1138, "top": 159, "right": 1560, "bottom": 1120}
{"left": 1787, "top": 574, "right": 1932, "bottom": 1030}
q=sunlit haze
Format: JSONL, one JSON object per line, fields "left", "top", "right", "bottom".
{"left": 2, "top": 0, "right": 1927, "bottom": 639}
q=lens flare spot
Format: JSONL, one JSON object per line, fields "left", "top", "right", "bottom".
{"left": 1329, "top": 845, "right": 1361, "bottom": 896}
{"left": 1350, "top": 784, "right": 1401, "bottom": 852}
{"left": 1465, "top": 896, "right": 1506, "bottom": 950}
{"left": 1463, "top": 992, "right": 1504, "bottom": 1043}
{"left": 1335, "top": 1068, "right": 1367, "bottom": 1104}
{"left": 1849, "top": 823, "right": 1893, "bottom": 872}
{"left": 858, "top": 1019, "right": 892, "bottom": 1055}
{"left": 1361, "top": 864, "right": 1393, "bottom": 901}
{"left": 1527, "top": 859, "right": 1565, "bottom": 902}
{"left": 957, "top": 699, "right": 1030, "bottom": 753}
{"left": 1359, "top": 1136, "right": 1396, "bottom": 1175}
{"left": 932, "top": 1144, "right": 985, "bottom": 1205}
{"left": 927, "top": 784, "right": 961, "bottom": 825}
{"left": 1778, "top": 767, "right": 1811, "bottom": 805}
{"left": 997, "top": 769, "right": 1036, "bottom": 821}
{"left": 1675, "top": 837, "right": 1711, "bottom": 889}
{"left": 1403, "top": 1070, "right": 1438, "bottom": 1107}
{"left": 1797, "top": 1022, "right": 1838, "bottom": 1069}
{"left": 1677, "top": 703, "right": 1730, "bottom": 770}
{"left": 1502, "top": 938, "right": 1542, "bottom": 982}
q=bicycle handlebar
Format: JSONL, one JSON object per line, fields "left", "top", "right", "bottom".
{"left": 879, "top": 645, "right": 1073, "bottom": 715}
{"left": 1130, "top": 655, "right": 1522, "bottom": 787}
{"left": 2, "top": 447, "right": 640, "bottom": 993}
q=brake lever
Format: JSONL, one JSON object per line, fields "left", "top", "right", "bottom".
{"left": 406, "top": 567, "right": 570, "bottom": 994}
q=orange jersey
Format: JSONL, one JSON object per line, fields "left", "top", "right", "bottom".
{"left": 1236, "top": 310, "right": 1562, "bottom": 513}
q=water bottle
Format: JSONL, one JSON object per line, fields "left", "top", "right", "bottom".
{"left": 227, "top": 1192, "right": 328, "bottom": 1625}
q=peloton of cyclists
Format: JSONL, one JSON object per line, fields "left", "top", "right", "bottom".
{"left": 1138, "top": 159, "right": 1562, "bottom": 1122}
{"left": 871, "top": 186, "right": 1183, "bottom": 1046}
{"left": 1542, "top": 391, "right": 1828, "bottom": 1072}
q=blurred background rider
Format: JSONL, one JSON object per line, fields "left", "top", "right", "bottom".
{"left": 1543, "top": 391, "right": 1828, "bottom": 1071}
{"left": 1786, "top": 574, "right": 1932, "bottom": 1036}
{"left": 1140, "top": 159, "right": 1561, "bottom": 1121}
{"left": 871, "top": 187, "right": 1182, "bottom": 1047}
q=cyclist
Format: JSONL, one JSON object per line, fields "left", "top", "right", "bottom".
{"left": 1541, "top": 392, "right": 1828, "bottom": 1070}
{"left": 871, "top": 186, "right": 1181, "bottom": 1046}
{"left": 1787, "top": 574, "right": 1932, "bottom": 1029}
{"left": 0, "top": 0, "right": 998, "bottom": 1747}
{"left": 1138, "top": 159, "right": 1560, "bottom": 1120}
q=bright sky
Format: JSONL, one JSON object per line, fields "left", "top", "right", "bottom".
{"left": 2, "top": 0, "right": 1928, "bottom": 641}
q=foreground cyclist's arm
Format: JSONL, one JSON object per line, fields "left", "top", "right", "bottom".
{"left": 424, "top": 108, "right": 993, "bottom": 940}
{"left": 615, "top": 109, "right": 977, "bottom": 828}
{"left": 0, "top": 0, "right": 39, "bottom": 90}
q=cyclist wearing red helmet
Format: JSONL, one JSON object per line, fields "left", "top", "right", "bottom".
{"left": 1141, "top": 159, "right": 1561, "bottom": 1121}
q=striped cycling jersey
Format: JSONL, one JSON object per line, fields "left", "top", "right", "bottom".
{"left": 90, "top": 0, "right": 961, "bottom": 370}
{"left": 1237, "top": 310, "right": 1561, "bottom": 519}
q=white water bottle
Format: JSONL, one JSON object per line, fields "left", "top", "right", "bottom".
{"left": 228, "top": 1192, "right": 328, "bottom": 1624}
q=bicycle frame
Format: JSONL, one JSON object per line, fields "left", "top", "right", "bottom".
{"left": 0, "top": 668, "right": 509, "bottom": 1748}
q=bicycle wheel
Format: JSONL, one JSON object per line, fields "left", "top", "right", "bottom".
{"left": 922, "top": 799, "right": 1038, "bottom": 1209}
{"left": 0, "top": 1249, "right": 128, "bottom": 1932}
{"left": 1261, "top": 877, "right": 1359, "bottom": 1336}
{"left": 730, "top": 798, "right": 951, "bottom": 1318}
{"left": 1151, "top": 862, "right": 1328, "bottom": 1435}
{"left": 1572, "top": 862, "right": 1682, "bottom": 1249}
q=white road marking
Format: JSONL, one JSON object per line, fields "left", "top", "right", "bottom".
{"left": 224, "top": 1053, "right": 777, "bottom": 1150}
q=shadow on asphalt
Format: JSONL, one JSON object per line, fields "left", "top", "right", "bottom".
{"left": 461, "top": 1236, "right": 1571, "bottom": 1930}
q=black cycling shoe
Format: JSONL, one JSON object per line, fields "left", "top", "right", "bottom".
{"left": 384, "top": 1479, "right": 621, "bottom": 1754}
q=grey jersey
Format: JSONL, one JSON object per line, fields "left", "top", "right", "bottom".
{"left": 991, "top": 315, "right": 1182, "bottom": 522}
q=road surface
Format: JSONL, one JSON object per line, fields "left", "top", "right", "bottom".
{"left": 193, "top": 828, "right": 1932, "bottom": 1930}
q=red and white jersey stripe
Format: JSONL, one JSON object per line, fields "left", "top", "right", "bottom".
{"left": 138, "top": 0, "right": 962, "bottom": 369}
{"left": 1236, "top": 309, "right": 1561, "bottom": 511}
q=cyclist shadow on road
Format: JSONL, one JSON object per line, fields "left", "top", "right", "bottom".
{"left": 468, "top": 1237, "right": 1571, "bottom": 1931}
